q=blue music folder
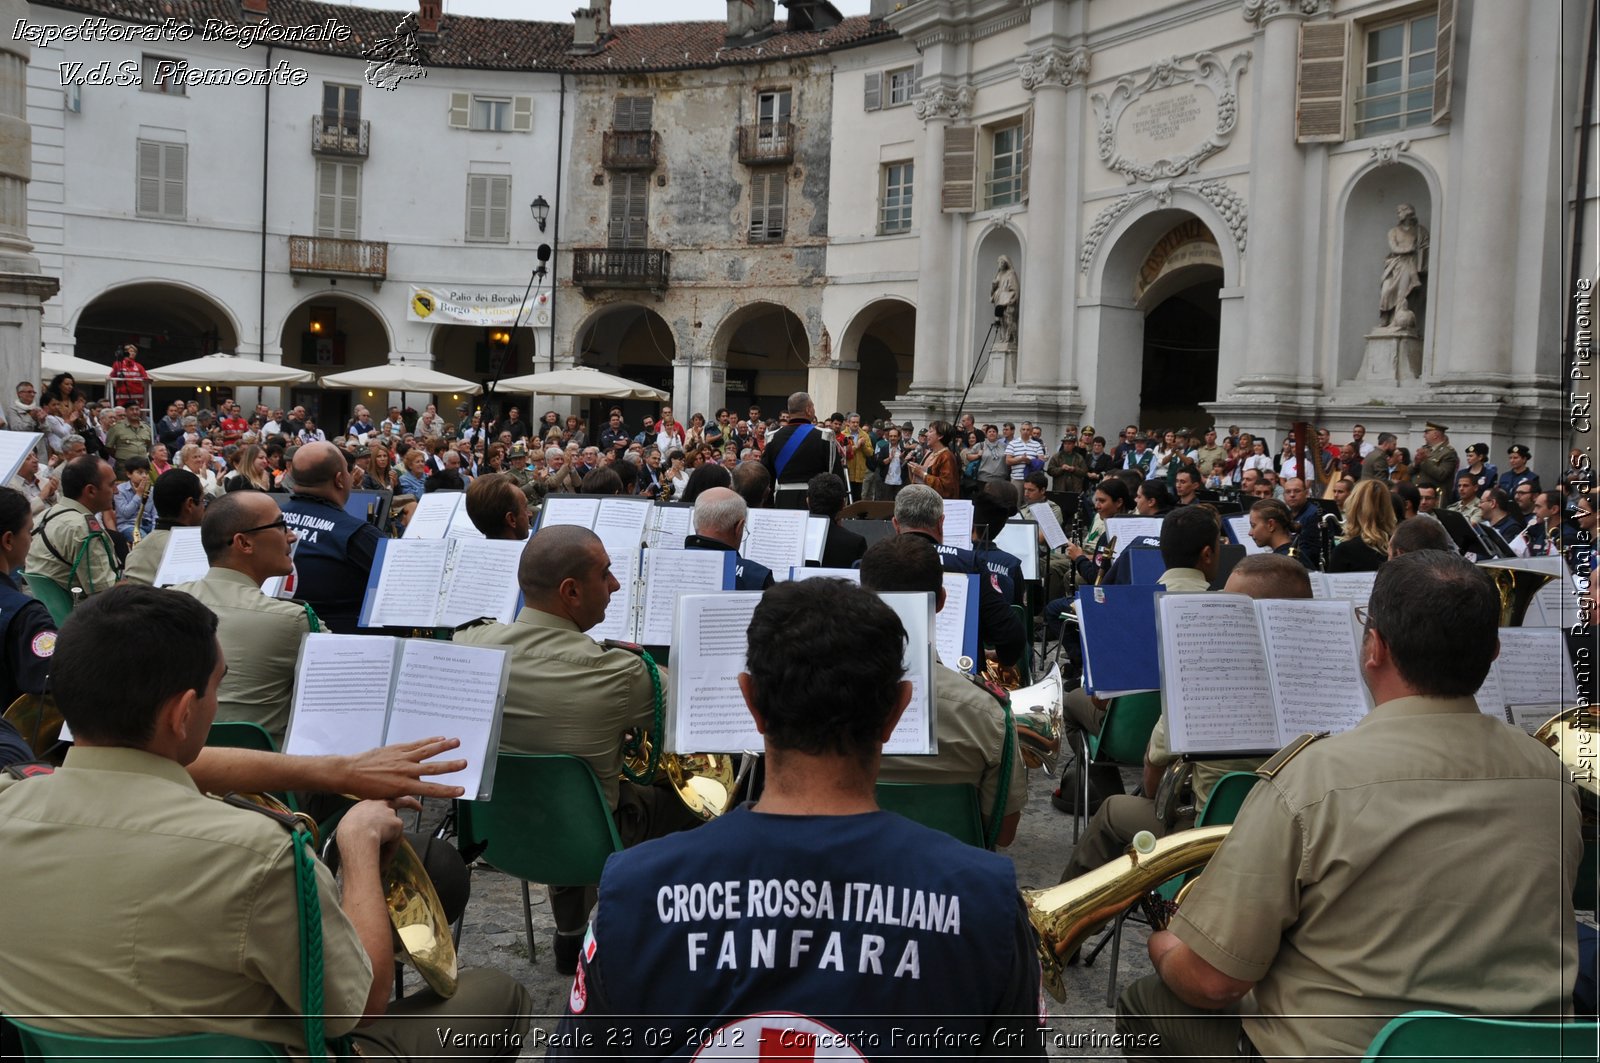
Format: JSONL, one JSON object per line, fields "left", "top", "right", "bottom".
{"left": 1075, "top": 584, "right": 1161, "bottom": 697}
{"left": 1127, "top": 546, "right": 1166, "bottom": 586}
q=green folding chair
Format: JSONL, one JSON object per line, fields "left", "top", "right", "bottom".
{"left": 1362, "top": 1009, "right": 1598, "bottom": 1061}
{"left": 204, "top": 721, "right": 278, "bottom": 753}
{"left": 1073, "top": 690, "right": 1163, "bottom": 842}
{"left": 20, "top": 573, "right": 73, "bottom": 628}
{"left": 7, "top": 1017, "right": 285, "bottom": 1060}
{"left": 456, "top": 753, "right": 623, "bottom": 961}
{"left": 875, "top": 782, "right": 985, "bottom": 848}
{"left": 1196, "top": 770, "right": 1261, "bottom": 827}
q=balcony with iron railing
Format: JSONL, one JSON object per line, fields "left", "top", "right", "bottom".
{"left": 602, "top": 130, "right": 659, "bottom": 170}
{"left": 737, "top": 121, "right": 794, "bottom": 165}
{"left": 289, "top": 235, "right": 388, "bottom": 288}
{"left": 312, "top": 115, "right": 370, "bottom": 157}
{"left": 571, "top": 247, "right": 671, "bottom": 293}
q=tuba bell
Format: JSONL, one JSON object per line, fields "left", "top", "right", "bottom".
{"left": 1023, "top": 826, "right": 1230, "bottom": 1000}
{"left": 623, "top": 735, "right": 743, "bottom": 820}
{"left": 1482, "top": 560, "right": 1560, "bottom": 626}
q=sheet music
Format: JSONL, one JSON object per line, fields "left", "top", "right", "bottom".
{"left": 741, "top": 508, "right": 810, "bottom": 574}
{"left": 648, "top": 505, "right": 694, "bottom": 549}
{"left": 153, "top": 527, "right": 211, "bottom": 587}
{"left": 382, "top": 640, "right": 509, "bottom": 800}
{"left": 589, "top": 500, "right": 652, "bottom": 643}
{"left": 994, "top": 521, "right": 1039, "bottom": 581}
{"left": 1161, "top": 594, "right": 1278, "bottom": 753}
{"left": 804, "top": 517, "right": 829, "bottom": 564}
{"left": 1028, "top": 502, "right": 1068, "bottom": 550}
{"left": 437, "top": 539, "right": 525, "bottom": 628}
{"left": 539, "top": 495, "right": 601, "bottom": 529}
{"left": 942, "top": 499, "right": 975, "bottom": 548}
{"left": 284, "top": 635, "right": 398, "bottom": 757}
{"left": 403, "top": 493, "right": 462, "bottom": 539}
{"left": 1508, "top": 704, "right": 1564, "bottom": 734}
{"left": 638, "top": 548, "right": 731, "bottom": 646}
{"left": 365, "top": 539, "right": 450, "bottom": 627}
{"left": 934, "top": 571, "right": 972, "bottom": 670}
{"left": 669, "top": 593, "right": 764, "bottom": 752}
{"left": 1258, "top": 599, "right": 1369, "bottom": 739}
{"left": 1495, "top": 627, "right": 1578, "bottom": 705}
{"left": 878, "top": 591, "right": 936, "bottom": 755}
{"left": 445, "top": 501, "right": 485, "bottom": 540}
{"left": 1473, "top": 660, "right": 1508, "bottom": 716}
{"left": 787, "top": 567, "right": 862, "bottom": 583}
{"left": 1225, "top": 514, "right": 1266, "bottom": 555}
{"left": 1526, "top": 577, "right": 1581, "bottom": 628}
{"left": 1311, "top": 571, "right": 1379, "bottom": 609}
{"left": 0, "top": 432, "right": 41, "bottom": 483}
{"left": 1106, "top": 517, "right": 1166, "bottom": 560}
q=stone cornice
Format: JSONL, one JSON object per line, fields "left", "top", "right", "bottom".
{"left": 1241, "top": 0, "right": 1328, "bottom": 28}
{"left": 1018, "top": 46, "right": 1089, "bottom": 92}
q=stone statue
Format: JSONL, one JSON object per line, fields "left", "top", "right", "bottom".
{"left": 991, "top": 255, "right": 1019, "bottom": 346}
{"left": 1378, "top": 203, "right": 1429, "bottom": 334}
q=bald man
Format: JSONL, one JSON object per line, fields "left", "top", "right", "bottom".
{"left": 278, "top": 441, "right": 381, "bottom": 632}
{"left": 453, "top": 524, "right": 700, "bottom": 975}
{"left": 684, "top": 486, "right": 773, "bottom": 590}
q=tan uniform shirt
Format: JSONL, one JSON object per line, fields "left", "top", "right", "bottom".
{"left": 26, "top": 498, "right": 119, "bottom": 595}
{"left": 879, "top": 665, "right": 1028, "bottom": 825}
{"left": 172, "top": 567, "right": 315, "bottom": 747}
{"left": 0, "top": 746, "right": 371, "bottom": 1048}
{"left": 106, "top": 420, "right": 153, "bottom": 463}
{"left": 1171, "top": 696, "right": 1580, "bottom": 1060}
{"left": 1413, "top": 442, "right": 1459, "bottom": 493}
{"left": 120, "top": 527, "right": 170, "bottom": 585}
{"left": 454, "top": 607, "right": 660, "bottom": 809}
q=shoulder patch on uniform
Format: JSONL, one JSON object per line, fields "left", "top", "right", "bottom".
{"left": 1255, "top": 732, "right": 1326, "bottom": 779}
{"left": 84, "top": 515, "right": 104, "bottom": 533}
{"left": 220, "top": 792, "right": 304, "bottom": 832}
{"left": 963, "top": 669, "right": 1011, "bottom": 706}
{"left": 452, "top": 616, "right": 499, "bottom": 633}
{"left": 601, "top": 638, "right": 647, "bottom": 656}
{"left": 30, "top": 631, "right": 55, "bottom": 658}
{"left": 5, "top": 762, "right": 55, "bottom": 780}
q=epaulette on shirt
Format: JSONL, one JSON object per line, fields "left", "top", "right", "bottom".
{"left": 452, "top": 616, "right": 499, "bottom": 633}
{"left": 962, "top": 669, "right": 1012, "bottom": 707}
{"left": 1255, "top": 732, "right": 1327, "bottom": 779}
{"left": 602, "top": 638, "right": 648, "bottom": 657}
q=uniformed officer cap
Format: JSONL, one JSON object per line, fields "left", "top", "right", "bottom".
{"left": 1507, "top": 444, "right": 1531, "bottom": 458}
{"left": 1425, "top": 421, "right": 1448, "bottom": 433}
{"left": 1467, "top": 442, "right": 1489, "bottom": 457}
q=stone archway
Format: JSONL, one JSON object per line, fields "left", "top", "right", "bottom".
{"left": 840, "top": 298, "right": 915, "bottom": 422}
{"left": 572, "top": 302, "right": 676, "bottom": 428}
{"left": 709, "top": 301, "right": 810, "bottom": 420}
{"left": 72, "top": 281, "right": 239, "bottom": 408}
{"left": 277, "top": 293, "right": 392, "bottom": 429}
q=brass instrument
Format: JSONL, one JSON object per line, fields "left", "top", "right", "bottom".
{"left": 1093, "top": 535, "right": 1118, "bottom": 586}
{"left": 1008, "top": 667, "right": 1064, "bottom": 774}
{"left": 1485, "top": 562, "right": 1559, "bottom": 626}
{"left": 1534, "top": 706, "right": 1599, "bottom": 801}
{"left": 623, "top": 736, "right": 742, "bottom": 820}
{"left": 131, "top": 489, "right": 148, "bottom": 545}
{"left": 1024, "top": 825, "right": 1231, "bottom": 1000}
{"left": 3, "top": 692, "right": 64, "bottom": 762}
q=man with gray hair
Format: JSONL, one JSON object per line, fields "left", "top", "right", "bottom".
{"left": 760, "top": 391, "right": 838, "bottom": 509}
{"left": 891, "top": 484, "right": 1023, "bottom": 667}
{"left": 684, "top": 486, "right": 772, "bottom": 589}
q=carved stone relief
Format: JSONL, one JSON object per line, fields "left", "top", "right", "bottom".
{"left": 1091, "top": 51, "right": 1250, "bottom": 184}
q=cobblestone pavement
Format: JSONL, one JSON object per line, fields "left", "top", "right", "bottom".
{"left": 415, "top": 763, "right": 1153, "bottom": 1060}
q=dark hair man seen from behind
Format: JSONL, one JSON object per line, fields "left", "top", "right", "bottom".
{"left": 278, "top": 440, "right": 382, "bottom": 632}
{"left": 806, "top": 471, "right": 866, "bottom": 567}
{"left": 121, "top": 468, "right": 206, "bottom": 585}
{"left": 861, "top": 533, "right": 1027, "bottom": 847}
{"left": 550, "top": 578, "right": 1045, "bottom": 1059}
{"left": 0, "top": 585, "right": 530, "bottom": 1057}
{"left": 1118, "top": 551, "right": 1580, "bottom": 1058}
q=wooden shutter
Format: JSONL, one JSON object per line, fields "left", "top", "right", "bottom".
{"left": 614, "top": 96, "right": 652, "bottom": 131}
{"left": 136, "top": 141, "right": 161, "bottom": 215}
{"left": 161, "top": 143, "right": 185, "bottom": 218}
{"left": 487, "top": 175, "right": 510, "bottom": 240}
{"left": 609, "top": 174, "right": 647, "bottom": 248}
{"left": 941, "top": 126, "right": 976, "bottom": 212}
{"left": 1020, "top": 106, "right": 1034, "bottom": 203}
{"left": 1296, "top": 20, "right": 1350, "bottom": 143}
{"left": 750, "top": 172, "right": 786, "bottom": 241}
{"left": 863, "top": 71, "right": 882, "bottom": 111}
{"left": 913, "top": 61, "right": 923, "bottom": 89}
{"left": 449, "top": 91, "right": 470, "bottom": 128}
{"left": 512, "top": 95, "right": 533, "bottom": 132}
{"left": 1431, "top": 0, "right": 1456, "bottom": 123}
{"left": 467, "top": 174, "right": 489, "bottom": 240}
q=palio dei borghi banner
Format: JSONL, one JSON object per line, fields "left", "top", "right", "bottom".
{"left": 407, "top": 285, "right": 550, "bottom": 327}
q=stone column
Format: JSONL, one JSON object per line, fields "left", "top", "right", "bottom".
{"left": 1232, "top": 1, "right": 1316, "bottom": 395}
{"left": 1439, "top": 0, "right": 1526, "bottom": 386}
{"left": 1017, "top": 46, "right": 1088, "bottom": 391}
{"left": 0, "top": 0, "right": 58, "bottom": 413}
{"left": 907, "top": 84, "right": 971, "bottom": 395}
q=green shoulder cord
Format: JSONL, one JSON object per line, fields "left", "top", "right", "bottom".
{"left": 985, "top": 695, "right": 1017, "bottom": 851}
{"left": 618, "top": 647, "right": 664, "bottom": 786}
{"left": 301, "top": 603, "right": 322, "bottom": 633}
{"left": 290, "top": 825, "right": 353, "bottom": 1062}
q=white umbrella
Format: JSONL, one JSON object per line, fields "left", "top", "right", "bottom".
{"left": 147, "top": 353, "right": 317, "bottom": 386}
{"left": 40, "top": 350, "right": 112, "bottom": 384}
{"left": 319, "top": 362, "right": 482, "bottom": 395}
{"left": 494, "top": 365, "right": 667, "bottom": 400}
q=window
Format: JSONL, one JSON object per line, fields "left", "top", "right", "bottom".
{"left": 448, "top": 93, "right": 533, "bottom": 132}
{"left": 749, "top": 170, "right": 787, "bottom": 243}
{"left": 608, "top": 173, "right": 649, "bottom": 248}
{"left": 316, "top": 161, "right": 360, "bottom": 240}
{"left": 757, "top": 90, "right": 792, "bottom": 129}
{"left": 1355, "top": 11, "right": 1437, "bottom": 136}
{"left": 140, "top": 54, "right": 186, "bottom": 95}
{"left": 136, "top": 140, "right": 185, "bottom": 219}
{"left": 879, "top": 162, "right": 913, "bottom": 234}
{"left": 886, "top": 66, "right": 916, "bottom": 107}
{"left": 613, "top": 96, "right": 653, "bottom": 131}
{"left": 466, "top": 174, "right": 510, "bottom": 242}
{"left": 986, "top": 124, "right": 1025, "bottom": 208}
{"left": 322, "top": 83, "right": 361, "bottom": 136}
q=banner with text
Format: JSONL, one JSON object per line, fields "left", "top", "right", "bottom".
{"left": 407, "top": 285, "right": 550, "bottom": 327}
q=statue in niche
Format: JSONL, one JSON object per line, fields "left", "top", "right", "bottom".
{"left": 991, "top": 256, "right": 1020, "bottom": 346}
{"left": 1378, "top": 203, "right": 1429, "bottom": 334}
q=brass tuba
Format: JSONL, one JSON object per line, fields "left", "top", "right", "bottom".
{"left": 1483, "top": 561, "right": 1559, "bottom": 626}
{"left": 1023, "top": 826, "right": 1230, "bottom": 1001}
{"left": 623, "top": 736, "right": 743, "bottom": 820}
{"left": 1534, "top": 706, "right": 1599, "bottom": 801}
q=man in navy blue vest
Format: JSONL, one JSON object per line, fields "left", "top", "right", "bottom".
{"left": 0, "top": 486, "right": 54, "bottom": 713}
{"left": 761, "top": 392, "right": 837, "bottom": 509}
{"left": 550, "top": 578, "right": 1045, "bottom": 1059}
{"left": 684, "top": 487, "right": 773, "bottom": 590}
{"left": 279, "top": 442, "right": 381, "bottom": 632}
